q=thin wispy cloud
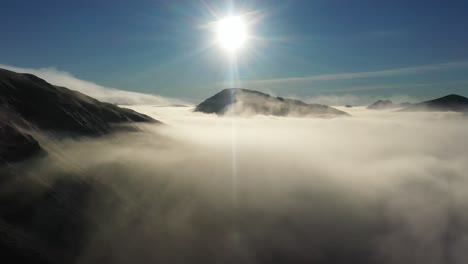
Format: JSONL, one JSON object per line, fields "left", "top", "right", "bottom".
{"left": 242, "top": 61, "right": 468, "bottom": 86}
{"left": 0, "top": 64, "right": 185, "bottom": 106}
{"left": 320, "top": 79, "right": 468, "bottom": 93}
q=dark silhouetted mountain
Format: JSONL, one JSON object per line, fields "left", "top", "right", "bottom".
{"left": 367, "top": 100, "right": 412, "bottom": 110}
{"left": 345, "top": 105, "right": 353, "bottom": 108}
{"left": 0, "top": 68, "right": 158, "bottom": 136}
{"left": 0, "top": 68, "right": 159, "bottom": 164}
{"left": 399, "top": 94, "right": 468, "bottom": 112}
{"left": 195, "top": 88, "right": 349, "bottom": 117}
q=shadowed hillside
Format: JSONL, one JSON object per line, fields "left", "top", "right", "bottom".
{"left": 0, "top": 120, "right": 41, "bottom": 163}
{"left": 0, "top": 68, "right": 157, "bottom": 136}
{"left": 0, "top": 68, "right": 159, "bottom": 164}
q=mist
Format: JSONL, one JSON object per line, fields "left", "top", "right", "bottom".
{"left": 3, "top": 106, "right": 468, "bottom": 264}
{"left": 0, "top": 64, "right": 183, "bottom": 105}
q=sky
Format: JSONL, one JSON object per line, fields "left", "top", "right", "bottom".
{"left": 1, "top": 0, "right": 468, "bottom": 102}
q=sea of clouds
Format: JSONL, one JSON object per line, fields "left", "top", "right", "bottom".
{"left": 5, "top": 106, "right": 467, "bottom": 264}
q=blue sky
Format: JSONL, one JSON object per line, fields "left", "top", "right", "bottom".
{"left": 1, "top": 0, "right": 468, "bottom": 102}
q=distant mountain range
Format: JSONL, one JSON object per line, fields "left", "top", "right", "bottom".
{"left": 195, "top": 88, "right": 349, "bottom": 117}
{"left": 0, "top": 68, "right": 157, "bottom": 164}
{"left": 367, "top": 94, "right": 468, "bottom": 112}
{"left": 399, "top": 94, "right": 468, "bottom": 112}
{"left": 367, "top": 100, "right": 412, "bottom": 110}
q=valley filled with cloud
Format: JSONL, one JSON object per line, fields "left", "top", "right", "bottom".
{"left": 4, "top": 106, "right": 467, "bottom": 264}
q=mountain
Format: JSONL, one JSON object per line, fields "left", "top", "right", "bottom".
{"left": 367, "top": 100, "right": 412, "bottom": 110}
{"left": 399, "top": 94, "right": 468, "bottom": 112}
{"left": 0, "top": 68, "right": 157, "bottom": 136}
{"left": 195, "top": 88, "right": 349, "bottom": 117}
{"left": 0, "top": 68, "right": 159, "bottom": 164}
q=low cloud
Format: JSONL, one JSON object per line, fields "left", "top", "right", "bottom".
{"left": 299, "top": 94, "right": 416, "bottom": 106}
{"left": 3, "top": 106, "right": 468, "bottom": 264}
{"left": 0, "top": 64, "right": 185, "bottom": 105}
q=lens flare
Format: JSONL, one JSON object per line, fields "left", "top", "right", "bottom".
{"left": 216, "top": 16, "right": 248, "bottom": 53}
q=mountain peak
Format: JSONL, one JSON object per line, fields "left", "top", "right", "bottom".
{"left": 195, "top": 88, "right": 349, "bottom": 117}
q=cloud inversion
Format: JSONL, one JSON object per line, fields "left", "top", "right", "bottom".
{"left": 4, "top": 106, "right": 467, "bottom": 264}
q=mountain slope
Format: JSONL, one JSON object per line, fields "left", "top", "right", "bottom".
{"left": 0, "top": 68, "right": 160, "bottom": 164}
{"left": 0, "top": 120, "right": 41, "bottom": 164}
{"left": 399, "top": 94, "right": 468, "bottom": 112}
{"left": 195, "top": 88, "right": 349, "bottom": 117}
{"left": 0, "top": 68, "right": 157, "bottom": 136}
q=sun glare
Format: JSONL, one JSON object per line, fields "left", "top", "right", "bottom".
{"left": 216, "top": 15, "right": 248, "bottom": 53}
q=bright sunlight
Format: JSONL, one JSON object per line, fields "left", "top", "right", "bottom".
{"left": 215, "top": 15, "right": 248, "bottom": 53}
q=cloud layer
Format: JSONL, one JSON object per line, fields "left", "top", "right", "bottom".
{"left": 3, "top": 107, "right": 468, "bottom": 264}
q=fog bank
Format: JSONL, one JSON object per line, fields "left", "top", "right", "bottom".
{"left": 3, "top": 106, "right": 468, "bottom": 264}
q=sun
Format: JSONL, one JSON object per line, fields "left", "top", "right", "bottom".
{"left": 215, "top": 15, "right": 248, "bottom": 53}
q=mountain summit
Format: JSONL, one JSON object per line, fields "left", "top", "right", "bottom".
{"left": 195, "top": 88, "right": 349, "bottom": 117}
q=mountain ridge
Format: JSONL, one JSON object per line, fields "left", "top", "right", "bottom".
{"left": 0, "top": 68, "right": 158, "bottom": 136}
{"left": 0, "top": 68, "right": 158, "bottom": 164}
